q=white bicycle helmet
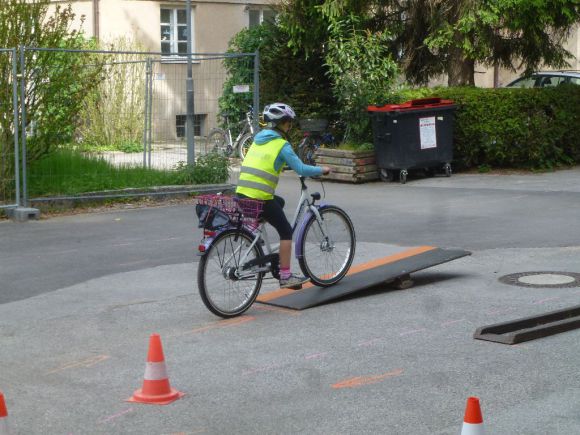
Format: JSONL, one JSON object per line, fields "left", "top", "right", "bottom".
{"left": 263, "top": 102, "right": 296, "bottom": 124}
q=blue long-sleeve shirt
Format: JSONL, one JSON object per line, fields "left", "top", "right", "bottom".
{"left": 252, "top": 129, "right": 323, "bottom": 177}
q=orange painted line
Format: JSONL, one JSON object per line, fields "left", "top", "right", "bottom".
{"left": 172, "top": 316, "right": 255, "bottom": 337}
{"left": 257, "top": 246, "right": 436, "bottom": 302}
{"left": 331, "top": 368, "right": 404, "bottom": 389}
{"left": 47, "top": 355, "right": 110, "bottom": 374}
{"left": 253, "top": 305, "right": 301, "bottom": 316}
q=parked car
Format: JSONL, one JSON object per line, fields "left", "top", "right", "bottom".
{"left": 505, "top": 70, "right": 580, "bottom": 88}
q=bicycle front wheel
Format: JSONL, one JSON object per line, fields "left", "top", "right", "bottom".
{"left": 298, "top": 206, "right": 356, "bottom": 287}
{"left": 205, "top": 129, "right": 231, "bottom": 156}
{"left": 198, "top": 229, "right": 264, "bottom": 318}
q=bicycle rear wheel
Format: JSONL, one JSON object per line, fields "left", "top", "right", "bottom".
{"left": 298, "top": 206, "right": 356, "bottom": 287}
{"left": 206, "top": 128, "right": 232, "bottom": 156}
{"left": 237, "top": 132, "right": 254, "bottom": 160}
{"left": 298, "top": 137, "right": 317, "bottom": 165}
{"left": 198, "top": 229, "right": 264, "bottom": 318}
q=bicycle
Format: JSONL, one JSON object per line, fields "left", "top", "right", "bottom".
{"left": 205, "top": 106, "right": 260, "bottom": 159}
{"left": 195, "top": 176, "right": 356, "bottom": 318}
{"left": 297, "top": 118, "right": 336, "bottom": 166}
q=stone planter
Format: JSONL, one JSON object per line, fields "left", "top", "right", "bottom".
{"left": 315, "top": 148, "right": 379, "bottom": 183}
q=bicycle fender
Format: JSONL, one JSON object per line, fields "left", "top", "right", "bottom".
{"left": 197, "top": 226, "right": 237, "bottom": 256}
{"left": 294, "top": 203, "right": 327, "bottom": 259}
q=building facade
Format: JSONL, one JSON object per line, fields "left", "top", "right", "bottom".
{"left": 50, "top": 0, "right": 276, "bottom": 142}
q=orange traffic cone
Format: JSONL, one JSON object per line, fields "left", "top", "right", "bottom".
{"left": 127, "top": 334, "right": 185, "bottom": 405}
{"left": 461, "top": 396, "right": 485, "bottom": 434}
{"left": 0, "top": 391, "right": 10, "bottom": 435}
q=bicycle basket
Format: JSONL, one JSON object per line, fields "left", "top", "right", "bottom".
{"left": 299, "top": 118, "right": 328, "bottom": 133}
{"left": 196, "top": 194, "right": 264, "bottom": 231}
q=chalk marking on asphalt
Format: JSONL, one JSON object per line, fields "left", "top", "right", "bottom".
{"left": 242, "top": 363, "right": 284, "bottom": 376}
{"left": 399, "top": 328, "right": 427, "bottom": 336}
{"left": 253, "top": 305, "right": 301, "bottom": 316}
{"left": 151, "top": 236, "right": 183, "bottom": 243}
{"left": 358, "top": 338, "right": 381, "bottom": 346}
{"left": 108, "top": 300, "right": 157, "bottom": 310}
{"left": 100, "top": 408, "right": 134, "bottom": 424}
{"left": 47, "top": 355, "right": 110, "bottom": 374}
{"left": 171, "top": 316, "right": 255, "bottom": 337}
{"left": 111, "top": 242, "right": 134, "bottom": 247}
{"left": 116, "top": 259, "right": 151, "bottom": 267}
{"left": 164, "top": 430, "right": 207, "bottom": 435}
{"left": 440, "top": 318, "right": 467, "bottom": 327}
{"left": 486, "top": 307, "right": 516, "bottom": 315}
{"left": 532, "top": 297, "right": 560, "bottom": 305}
{"left": 304, "top": 352, "right": 329, "bottom": 360}
{"left": 331, "top": 368, "right": 404, "bottom": 389}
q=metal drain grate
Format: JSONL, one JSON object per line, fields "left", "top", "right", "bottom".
{"left": 499, "top": 272, "right": 580, "bottom": 289}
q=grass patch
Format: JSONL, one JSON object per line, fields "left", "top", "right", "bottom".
{"left": 27, "top": 148, "right": 229, "bottom": 197}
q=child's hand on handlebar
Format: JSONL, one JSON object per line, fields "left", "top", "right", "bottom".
{"left": 322, "top": 166, "right": 331, "bottom": 175}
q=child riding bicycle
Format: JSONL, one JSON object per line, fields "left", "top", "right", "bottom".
{"left": 236, "top": 102, "right": 331, "bottom": 289}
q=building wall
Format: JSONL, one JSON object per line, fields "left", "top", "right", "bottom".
{"left": 50, "top": 0, "right": 274, "bottom": 142}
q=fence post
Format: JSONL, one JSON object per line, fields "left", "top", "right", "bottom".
{"left": 19, "top": 45, "right": 28, "bottom": 206}
{"left": 12, "top": 48, "right": 20, "bottom": 207}
{"left": 186, "top": 0, "right": 195, "bottom": 165}
{"left": 147, "top": 60, "right": 153, "bottom": 168}
{"left": 253, "top": 50, "right": 260, "bottom": 129}
{"left": 142, "top": 58, "right": 151, "bottom": 168}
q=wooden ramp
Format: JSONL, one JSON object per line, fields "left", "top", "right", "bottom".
{"left": 256, "top": 246, "right": 471, "bottom": 310}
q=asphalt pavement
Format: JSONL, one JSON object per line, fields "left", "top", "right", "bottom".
{"left": 1, "top": 167, "right": 580, "bottom": 434}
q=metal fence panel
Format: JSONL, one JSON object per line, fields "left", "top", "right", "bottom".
{"left": 0, "top": 48, "right": 20, "bottom": 209}
{"left": 21, "top": 48, "right": 257, "bottom": 201}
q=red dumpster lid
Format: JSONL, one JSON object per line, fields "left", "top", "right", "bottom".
{"left": 368, "top": 97, "right": 455, "bottom": 112}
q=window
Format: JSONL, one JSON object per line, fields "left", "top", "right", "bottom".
{"left": 161, "top": 8, "right": 190, "bottom": 56}
{"left": 539, "top": 75, "right": 566, "bottom": 87}
{"left": 248, "top": 8, "right": 277, "bottom": 28}
{"left": 176, "top": 114, "right": 205, "bottom": 137}
{"left": 506, "top": 76, "right": 537, "bottom": 88}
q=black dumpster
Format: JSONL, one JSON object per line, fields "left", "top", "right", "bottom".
{"left": 368, "top": 98, "right": 456, "bottom": 183}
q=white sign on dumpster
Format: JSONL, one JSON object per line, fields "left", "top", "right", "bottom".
{"left": 233, "top": 84, "right": 250, "bottom": 93}
{"left": 419, "top": 117, "right": 437, "bottom": 149}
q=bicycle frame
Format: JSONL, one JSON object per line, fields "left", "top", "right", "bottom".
{"left": 198, "top": 177, "right": 329, "bottom": 279}
{"left": 223, "top": 108, "right": 256, "bottom": 149}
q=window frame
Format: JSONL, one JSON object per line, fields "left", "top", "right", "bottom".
{"left": 160, "top": 6, "right": 194, "bottom": 62}
{"left": 247, "top": 7, "right": 277, "bottom": 28}
{"left": 176, "top": 114, "right": 205, "bottom": 137}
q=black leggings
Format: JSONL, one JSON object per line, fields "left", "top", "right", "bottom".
{"left": 238, "top": 194, "right": 293, "bottom": 240}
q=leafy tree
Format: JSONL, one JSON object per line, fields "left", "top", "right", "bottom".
{"left": 325, "top": 15, "right": 398, "bottom": 140}
{"left": 0, "top": 0, "right": 103, "bottom": 196}
{"left": 220, "top": 22, "right": 336, "bottom": 131}
{"left": 282, "top": 0, "right": 580, "bottom": 86}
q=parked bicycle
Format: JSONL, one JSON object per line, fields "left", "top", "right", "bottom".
{"left": 205, "top": 106, "right": 260, "bottom": 158}
{"left": 297, "top": 118, "right": 336, "bottom": 166}
{"left": 195, "top": 176, "right": 356, "bottom": 318}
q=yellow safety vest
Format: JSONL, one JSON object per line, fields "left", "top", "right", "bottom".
{"left": 236, "top": 137, "right": 287, "bottom": 200}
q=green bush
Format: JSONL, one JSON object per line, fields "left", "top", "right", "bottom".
{"left": 385, "top": 85, "right": 580, "bottom": 170}
{"left": 175, "top": 153, "right": 230, "bottom": 185}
